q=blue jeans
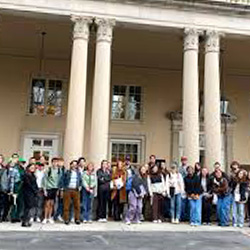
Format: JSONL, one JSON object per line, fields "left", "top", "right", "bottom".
{"left": 189, "top": 197, "right": 201, "bottom": 225}
{"left": 181, "top": 197, "right": 190, "bottom": 221}
{"left": 82, "top": 188, "right": 93, "bottom": 221}
{"left": 170, "top": 193, "right": 181, "bottom": 220}
{"left": 217, "top": 194, "right": 231, "bottom": 226}
{"left": 233, "top": 202, "right": 245, "bottom": 226}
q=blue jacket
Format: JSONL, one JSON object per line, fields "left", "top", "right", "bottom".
{"left": 60, "top": 169, "right": 82, "bottom": 190}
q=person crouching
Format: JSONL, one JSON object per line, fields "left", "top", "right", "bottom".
{"left": 61, "top": 160, "right": 82, "bottom": 225}
{"left": 21, "top": 164, "right": 39, "bottom": 227}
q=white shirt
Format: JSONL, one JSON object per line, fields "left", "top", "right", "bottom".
{"left": 35, "top": 170, "right": 45, "bottom": 189}
{"left": 68, "top": 170, "right": 78, "bottom": 189}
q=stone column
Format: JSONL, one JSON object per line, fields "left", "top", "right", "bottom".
{"left": 89, "top": 18, "right": 115, "bottom": 165}
{"left": 64, "top": 16, "right": 92, "bottom": 166}
{"left": 204, "top": 30, "right": 222, "bottom": 169}
{"left": 182, "top": 28, "right": 201, "bottom": 166}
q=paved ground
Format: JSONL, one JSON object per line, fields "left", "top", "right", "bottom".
{"left": 0, "top": 231, "right": 250, "bottom": 250}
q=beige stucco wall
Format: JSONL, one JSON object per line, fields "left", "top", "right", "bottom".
{"left": 0, "top": 14, "right": 250, "bottom": 166}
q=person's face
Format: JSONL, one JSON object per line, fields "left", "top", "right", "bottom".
{"left": 195, "top": 163, "right": 201, "bottom": 171}
{"left": 202, "top": 168, "right": 208, "bottom": 177}
{"left": 12, "top": 157, "right": 19, "bottom": 165}
{"left": 231, "top": 164, "right": 239, "bottom": 174}
{"left": 71, "top": 162, "right": 77, "bottom": 170}
{"left": 214, "top": 164, "right": 221, "bottom": 171}
{"left": 88, "top": 164, "right": 94, "bottom": 172}
{"left": 102, "top": 161, "right": 108, "bottom": 170}
{"left": 52, "top": 160, "right": 58, "bottom": 167}
{"left": 187, "top": 167, "right": 194, "bottom": 175}
{"left": 182, "top": 159, "right": 188, "bottom": 166}
{"left": 58, "top": 160, "right": 64, "bottom": 167}
{"left": 150, "top": 156, "right": 156, "bottom": 164}
{"left": 140, "top": 166, "right": 146, "bottom": 175}
{"left": 161, "top": 162, "right": 166, "bottom": 170}
{"left": 0, "top": 156, "right": 4, "bottom": 164}
{"left": 125, "top": 160, "right": 131, "bottom": 166}
{"left": 117, "top": 161, "right": 123, "bottom": 170}
{"left": 80, "top": 159, "right": 86, "bottom": 168}
{"left": 215, "top": 170, "right": 222, "bottom": 179}
{"left": 29, "top": 165, "right": 36, "bottom": 173}
{"left": 238, "top": 171, "right": 244, "bottom": 179}
{"left": 40, "top": 156, "right": 46, "bottom": 164}
{"left": 248, "top": 171, "right": 250, "bottom": 179}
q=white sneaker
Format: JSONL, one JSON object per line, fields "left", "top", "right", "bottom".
{"left": 48, "top": 218, "right": 54, "bottom": 224}
{"left": 158, "top": 220, "right": 162, "bottom": 223}
{"left": 29, "top": 218, "right": 34, "bottom": 223}
{"left": 171, "top": 218, "right": 175, "bottom": 223}
{"left": 102, "top": 218, "right": 107, "bottom": 223}
{"left": 88, "top": 220, "right": 93, "bottom": 224}
{"left": 70, "top": 218, "right": 74, "bottom": 223}
{"left": 175, "top": 219, "right": 179, "bottom": 224}
{"left": 153, "top": 220, "right": 158, "bottom": 223}
{"left": 57, "top": 216, "right": 63, "bottom": 222}
{"left": 83, "top": 220, "right": 87, "bottom": 223}
{"left": 36, "top": 218, "right": 41, "bottom": 223}
{"left": 42, "top": 219, "right": 47, "bottom": 224}
{"left": 98, "top": 219, "right": 104, "bottom": 222}
{"left": 126, "top": 221, "right": 131, "bottom": 225}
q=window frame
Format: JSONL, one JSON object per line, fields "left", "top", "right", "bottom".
{"left": 109, "top": 135, "right": 146, "bottom": 166}
{"left": 111, "top": 84, "right": 143, "bottom": 122}
{"left": 27, "top": 75, "right": 67, "bottom": 117}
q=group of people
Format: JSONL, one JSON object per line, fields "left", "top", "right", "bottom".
{"left": 0, "top": 153, "right": 250, "bottom": 228}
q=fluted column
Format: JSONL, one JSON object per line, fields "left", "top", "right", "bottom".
{"left": 64, "top": 16, "right": 92, "bottom": 166}
{"left": 182, "top": 28, "right": 201, "bottom": 166}
{"left": 204, "top": 30, "right": 222, "bottom": 169}
{"left": 89, "top": 18, "right": 115, "bottom": 165}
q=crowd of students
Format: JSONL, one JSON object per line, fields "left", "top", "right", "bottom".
{"left": 0, "top": 153, "right": 250, "bottom": 228}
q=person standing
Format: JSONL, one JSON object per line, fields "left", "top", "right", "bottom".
{"left": 212, "top": 169, "right": 231, "bottom": 227}
{"left": 231, "top": 169, "right": 248, "bottom": 228}
{"left": 61, "top": 160, "right": 82, "bottom": 225}
{"left": 111, "top": 160, "right": 127, "bottom": 221}
{"left": 184, "top": 166, "right": 202, "bottom": 227}
{"left": 54, "top": 158, "right": 65, "bottom": 222}
{"left": 97, "top": 160, "right": 111, "bottom": 222}
{"left": 42, "top": 158, "right": 61, "bottom": 224}
{"left": 179, "top": 156, "right": 189, "bottom": 222}
{"left": 21, "top": 164, "right": 39, "bottom": 227}
{"left": 10, "top": 154, "right": 25, "bottom": 223}
{"left": 82, "top": 163, "right": 97, "bottom": 223}
{"left": 33, "top": 162, "right": 45, "bottom": 222}
{"left": 200, "top": 167, "right": 213, "bottom": 225}
{"left": 148, "top": 164, "right": 166, "bottom": 223}
{"left": 166, "top": 163, "right": 184, "bottom": 224}
{"left": 125, "top": 166, "right": 147, "bottom": 225}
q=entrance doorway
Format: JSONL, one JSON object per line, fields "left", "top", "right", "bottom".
{"left": 22, "top": 132, "right": 61, "bottom": 162}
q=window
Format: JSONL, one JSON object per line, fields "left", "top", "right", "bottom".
{"left": 112, "top": 85, "right": 142, "bottom": 121}
{"left": 29, "top": 78, "right": 64, "bottom": 116}
{"left": 110, "top": 139, "right": 141, "bottom": 164}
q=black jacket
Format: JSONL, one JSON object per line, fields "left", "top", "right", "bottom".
{"left": 23, "top": 172, "right": 39, "bottom": 208}
{"left": 97, "top": 168, "right": 111, "bottom": 191}
{"left": 231, "top": 180, "right": 248, "bottom": 202}
{"left": 184, "top": 174, "right": 202, "bottom": 196}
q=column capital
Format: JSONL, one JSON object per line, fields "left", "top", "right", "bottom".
{"left": 95, "top": 18, "right": 116, "bottom": 43}
{"left": 205, "top": 30, "right": 224, "bottom": 53}
{"left": 183, "top": 28, "right": 203, "bottom": 52}
{"left": 71, "top": 15, "right": 93, "bottom": 40}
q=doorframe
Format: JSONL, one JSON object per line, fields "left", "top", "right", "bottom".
{"left": 20, "top": 131, "right": 63, "bottom": 160}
